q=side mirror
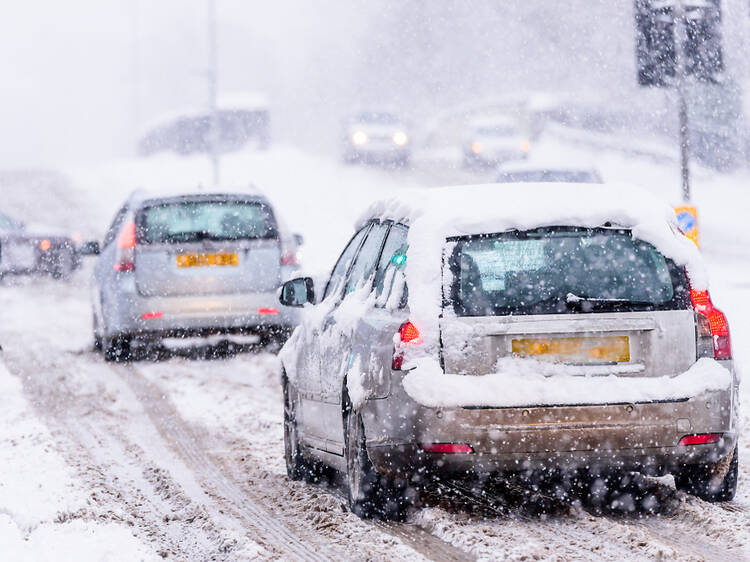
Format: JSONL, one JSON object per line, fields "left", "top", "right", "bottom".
{"left": 293, "top": 233, "right": 304, "bottom": 246}
{"left": 79, "top": 240, "right": 101, "bottom": 256}
{"left": 279, "top": 277, "right": 314, "bottom": 307}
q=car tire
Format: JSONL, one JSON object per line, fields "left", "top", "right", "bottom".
{"left": 675, "top": 444, "right": 738, "bottom": 502}
{"left": 343, "top": 395, "right": 409, "bottom": 520}
{"left": 283, "top": 374, "right": 316, "bottom": 481}
{"left": 104, "top": 335, "right": 132, "bottom": 362}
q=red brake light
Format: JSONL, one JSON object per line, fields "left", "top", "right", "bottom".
{"left": 399, "top": 321, "right": 420, "bottom": 343}
{"left": 678, "top": 433, "right": 722, "bottom": 446}
{"left": 141, "top": 311, "right": 163, "bottom": 320}
{"left": 420, "top": 443, "right": 474, "bottom": 454}
{"left": 113, "top": 221, "right": 136, "bottom": 272}
{"left": 258, "top": 307, "right": 279, "bottom": 315}
{"left": 280, "top": 252, "right": 298, "bottom": 266}
{"left": 118, "top": 221, "right": 136, "bottom": 249}
{"left": 690, "top": 289, "right": 731, "bottom": 359}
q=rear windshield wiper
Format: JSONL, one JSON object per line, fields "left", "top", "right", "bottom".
{"left": 565, "top": 293, "right": 655, "bottom": 307}
{"left": 159, "top": 230, "right": 225, "bottom": 242}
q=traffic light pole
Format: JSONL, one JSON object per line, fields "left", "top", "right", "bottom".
{"left": 673, "top": 0, "right": 691, "bottom": 202}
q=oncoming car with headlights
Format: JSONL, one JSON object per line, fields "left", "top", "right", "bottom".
{"left": 91, "top": 187, "right": 302, "bottom": 361}
{"left": 463, "top": 116, "right": 531, "bottom": 168}
{"left": 278, "top": 183, "right": 738, "bottom": 520}
{"left": 341, "top": 111, "right": 410, "bottom": 166}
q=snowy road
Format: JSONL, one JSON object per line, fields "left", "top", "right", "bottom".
{"left": 2, "top": 142, "right": 750, "bottom": 560}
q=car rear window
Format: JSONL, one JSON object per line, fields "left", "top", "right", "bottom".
{"left": 137, "top": 200, "right": 278, "bottom": 244}
{"left": 446, "top": 227, "right": 690, "bottom": 316}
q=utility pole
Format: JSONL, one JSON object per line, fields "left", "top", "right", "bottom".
{"left": 673, "top": 0, "right": 691, "bottom": 202}
{"left": 207, "top": 0, "right": 220, "bottom": 187}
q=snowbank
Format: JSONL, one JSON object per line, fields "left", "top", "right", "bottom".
{"left": 402, "top": 357, "right": 731, "bottom": 409}
{"left": 360, "top": 182, "right": 706, "bottom": 349}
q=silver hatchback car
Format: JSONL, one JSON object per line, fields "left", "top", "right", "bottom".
{"left": 278, "top": 183, "right": 738, "bottom": 519}
{"left": 92, "top": 188, "right": 300, "bottom": 360}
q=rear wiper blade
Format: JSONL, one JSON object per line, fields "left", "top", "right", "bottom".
{"left": 163, "top": 230, "right": 217, "bottom": 242}
{"left": 565, "top": 293, "right": 653, "bottom": 306}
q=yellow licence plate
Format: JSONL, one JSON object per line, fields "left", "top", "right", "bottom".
{"left": 511, "top": 336, "right": 630, "bottom": 363}
{"left": 176, "top": 252, "right": 239, "bottom": 268}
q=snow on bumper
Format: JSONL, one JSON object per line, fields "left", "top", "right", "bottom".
{"left": 402, "top": 357, "right": 733, "bottom": 409}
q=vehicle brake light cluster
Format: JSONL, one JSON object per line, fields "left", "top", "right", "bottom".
{"left": 420, "top": 443, "right": 474, "bottom": 454}
{"left": 678, "top": 433, "right": 722, "bottom": 446}
{"left": 113, "top": 221, "right": 136, "bottom": 272}
{"left": 690, "top": 289, "right": 731, "bottom": 360}
{"left": 392, "top": 321, "right": 421, "bottom": 370}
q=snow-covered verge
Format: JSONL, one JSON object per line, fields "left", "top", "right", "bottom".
{"left": 402, "top": 357, "right": 733, "bottom": 409}
{"left": 0, "top": 360, "right": 157, "bottom": 561}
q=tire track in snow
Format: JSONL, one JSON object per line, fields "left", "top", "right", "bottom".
{"left": 118, "top": 363, "right": 341, "bottom": 562}
{"left": 1, "top": 349, "right": 244, "bottom": 560}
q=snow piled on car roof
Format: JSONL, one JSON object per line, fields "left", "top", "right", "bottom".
{"left": 359, "top": 182, "right": 706, "bottom": 348}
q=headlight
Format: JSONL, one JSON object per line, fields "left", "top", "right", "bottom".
{"left": 471, "top": 141, "right": 483, "bottom": 154}
{"left": 520, "top": 139, "right": 531, "bottom": 153}
{"left": 392, "top": 131, "right": 408, "bottom": 146}
{"left": 352, "top": 131, "right": 368, "bottom": 145}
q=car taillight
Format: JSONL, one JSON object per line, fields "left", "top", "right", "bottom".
{"left": 280, "top": 252, "right": 298, "bottom": 266}
{"left": 420, "top": 443, "right": 474, "bottom": 454}
{"left": 678, "top": 433, "right": 723, "bottom": 446}
{"left": 114, "top": 221, "right": 136, "bottom": 272}
{"left": 691, "top": 289, "right": 731, "bottom": 360}
{"left": 393, "top": 321, "right": 421, "bottom": 370}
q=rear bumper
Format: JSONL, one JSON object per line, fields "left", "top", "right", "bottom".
{"left": 362, "top": 373, "right": 738, "bottom": 478}
{"left": 103, "top": 280, "right": 299, "bottom": 339}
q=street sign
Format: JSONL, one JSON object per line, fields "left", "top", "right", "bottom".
{"left": 635, "top": 0, "right": 723, "bottom": 87}
{"left": 674, "top": 204, "right": 700, "bottom": 247}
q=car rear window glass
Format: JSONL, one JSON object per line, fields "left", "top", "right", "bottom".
{"left": 446, "top": 228, "right": 690, "bottom": 316}
{"left": 137, "top": 200, "right": 277, "bottom": 244}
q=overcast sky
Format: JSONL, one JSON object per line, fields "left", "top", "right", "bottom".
{"left": 1, "top": 1, "right": 748, "bottom": 169}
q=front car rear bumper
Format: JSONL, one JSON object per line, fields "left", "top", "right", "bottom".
{"left": 100, "top": 276, "right": 299, "bottom": 341}
{"left": 362, "top": 368, "right": 738, "bottom": 478}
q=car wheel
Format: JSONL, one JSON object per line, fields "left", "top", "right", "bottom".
{"left": 344, "top": 396, "right": 409, "bottom": 520}
{"left": 283, "top": 374, "right": 315, "bottom": 481}
{"left": 52, "top": 249, "right": 74, "bottom": 280}
{"left": 675, "top": 444, "right": 738, "bottom": 502}
{"left": 104, "top": 335, "right": 132, "bottom": 362}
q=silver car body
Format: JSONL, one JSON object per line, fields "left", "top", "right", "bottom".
{"left": 280, "top": 183, "right": 738, "bottom": 482}
{"left": 91, "top": 188, "right": 299, "bottom": 347}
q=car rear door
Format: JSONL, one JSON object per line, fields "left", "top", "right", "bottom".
{"left": 294, "top": 224, "right": 371, "bottom": 450}
{"left": 318, "top": 222, "right": 390, "bottom": 453}
{"left": 133, "top": 196, "right": 282, "bottom": 297}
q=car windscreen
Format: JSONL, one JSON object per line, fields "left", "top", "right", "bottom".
{"left": 476, "top": 125, "right": 519, "bottom": 137}
{"left": 136, "top": 200, "right": 278, "bottom": 244}
{"left": 446, "top": 227, "right": 690, "bottom": 316}
{"left": 497, "top": 170, "right": 599, "bottom": 183}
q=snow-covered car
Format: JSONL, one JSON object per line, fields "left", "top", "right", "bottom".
{"left": 341, "top": 111, "right": 410, "bottom": 166}
{"left": 0, "top": 210, "right": 83, "bottom": 280}
{"left": 91, "top": 187, "right": 302, "bottom": 361}
{"left": 463, "top": 116, "right": 531, "bottom": 167}
{"left": 496, "top": 162, "right": 602, "bottom": 183}
{"left": 278, "top": 183, "right": 738, "bottom": 519}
